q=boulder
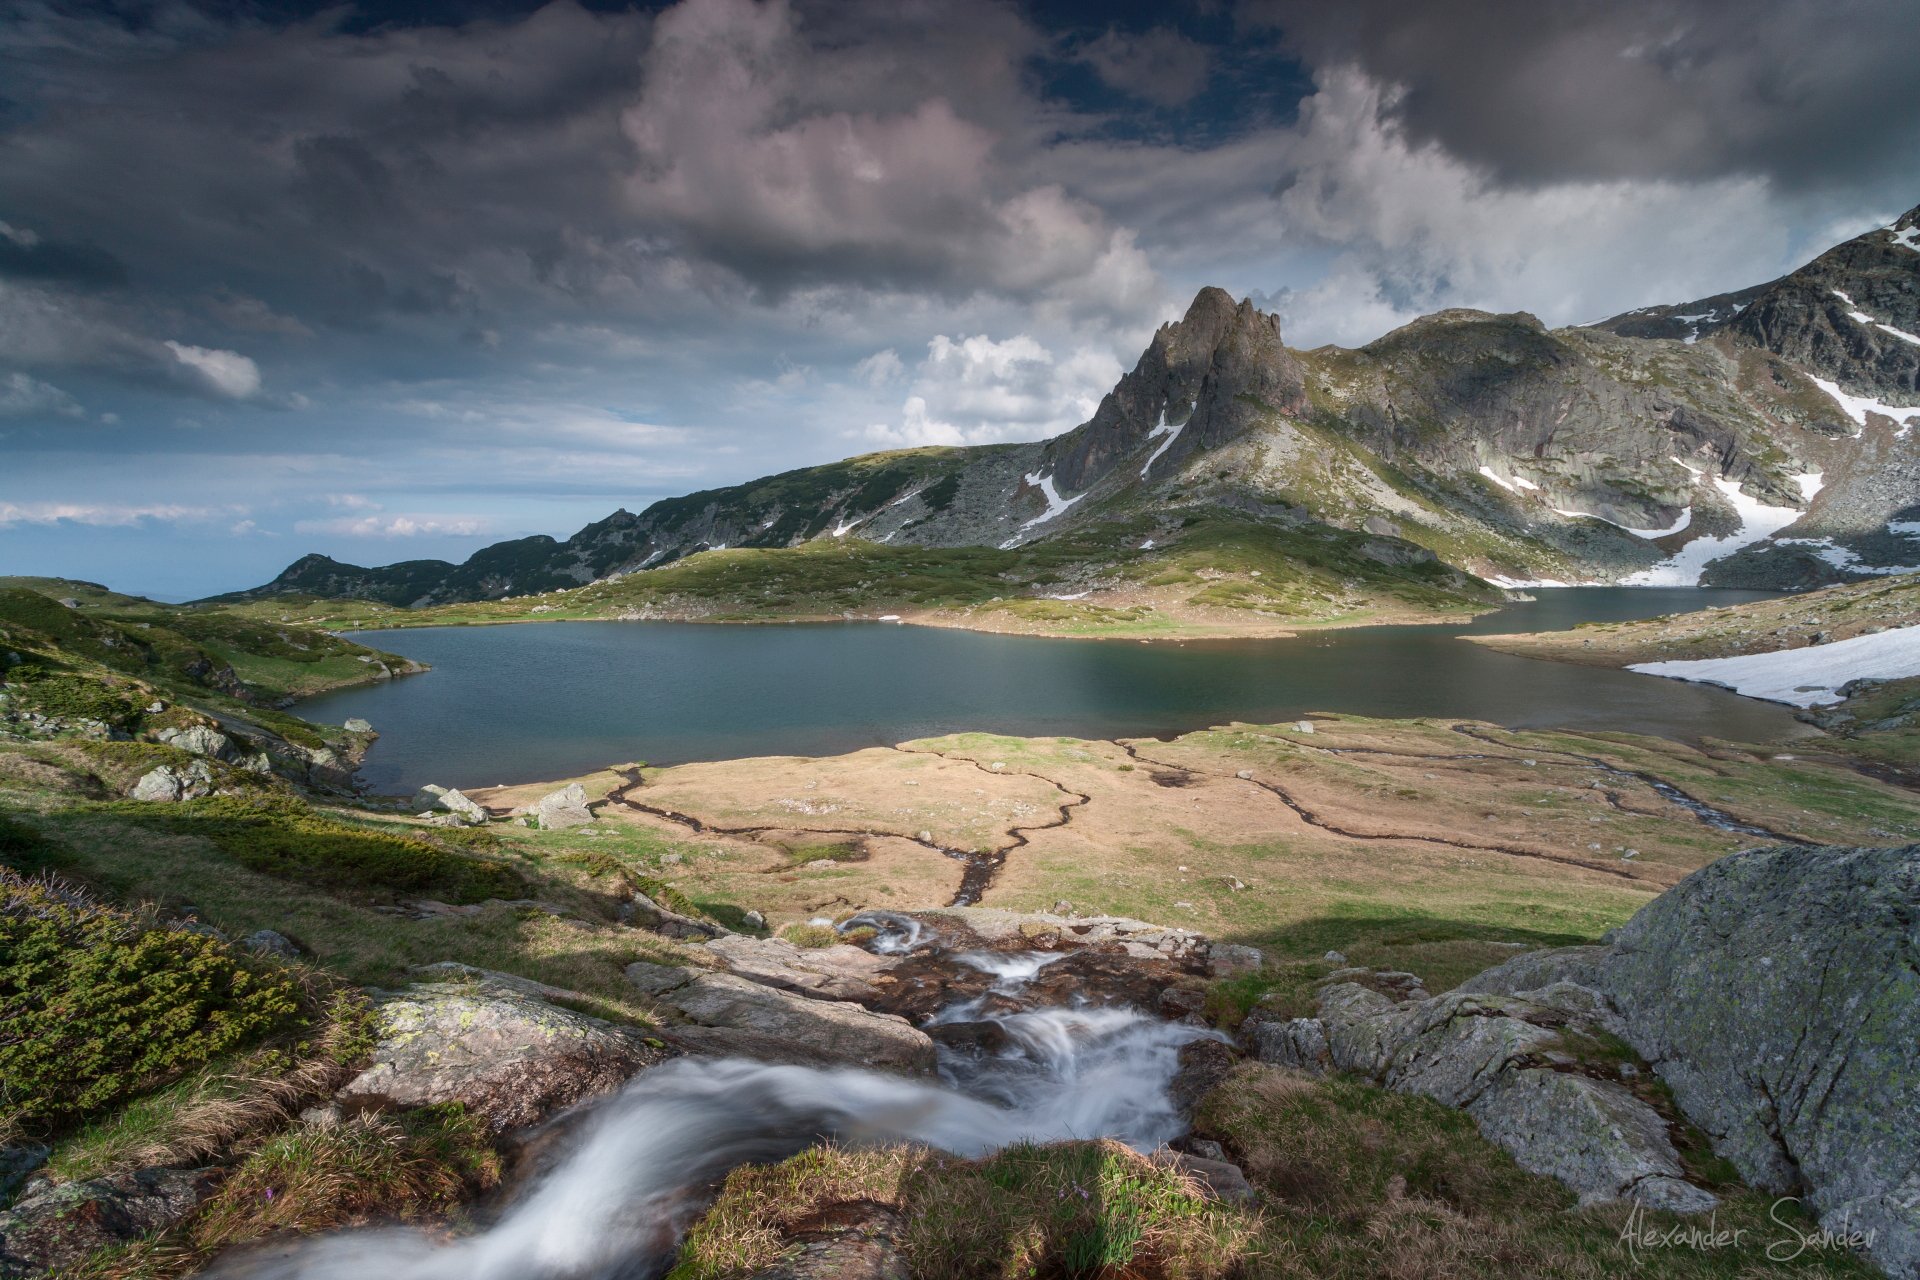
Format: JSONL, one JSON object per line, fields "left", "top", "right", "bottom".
{"left": 156, "top": 724, "right": 231, "bottom": 759}
{"left": 1247, "top": 1017, "right": 1331, "bottom": 1074}
{"left": 702, "top": 934, "right": 895, "bottom": 1002}
{"left": 0, "top": 1167, "right": 217, "bottom": 1277}
{"left": 411, "top": 784, "right": 487, "bottom": 825}
{"left": 1149, "top": 1150, "right": 1257, "bottom": 1205}
{"left": 1595, "top": 844, "right": 1920, "bottom": 1276}
{"left": 625, "top": 962, "right": 935, "bottom": 1074}
{"left": 130, "top": 760, "right": 215, "bottom": 803}
{"left": 343, "top": 717, "right": 374, "bottom": 733}
{"left": 1205, "top": 943, "right": 1263, "bottom": 976}
{"left": 242, "top": 928, "right": 302, "bottom": 960}
{"left": 336, "top": 970, "right": 670, "bottom": 1132}
{"left": 533, "top": 782, "right": 594, "bottom": 830}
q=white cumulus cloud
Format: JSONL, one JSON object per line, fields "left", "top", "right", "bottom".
{"left": 163, "top": 340, "right": 262, "bottom": 399}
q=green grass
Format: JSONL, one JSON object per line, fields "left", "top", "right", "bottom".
{"left": 88, "top": 793, "right": 526, "bottom": 904}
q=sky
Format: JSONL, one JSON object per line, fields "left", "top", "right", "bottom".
{"left": 2, "top": 0, "right": 1918, "bottom": 599}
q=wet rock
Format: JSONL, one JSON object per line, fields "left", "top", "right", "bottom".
{"left": 0, "top": 1146, "right": 47, "bottom": 1207}
{"left": 337, "top": 969, "right": 670, "bottom": 1132}
{"left": 1168, "top": 1038, "right": 1238, "bottom": 1116}
{"left": 703, "top": 934, "right": 894, "bottom": 1002}
{"left": 926, "top": 1020, "right": 1012, "bottom": 1055}
{"left": 626, "top": 963, "right": 935, "bottom": 1075}
{"left": 0, "top": 1167, "right": 217, "bottom": 1276}
{"left": 411, "top": 784, "right": 487, "bottom": 825}
{"left": 1247, "top": 1017, "right": 1331, "bottom": 1074}
{"left": 130, "top": 760, "right": 215, "bottom": 802}
{"left": 533, "top": 783, "right": 594, "bottom": 830}
{"left": 1156, "top": 986, "right": 1207, "bottom": 1021}
{"left": 242, "top": 928, "right": 302, "bottom": 960}
{"left": 744, "top": 1203, "right": 909, "bottom": 1280}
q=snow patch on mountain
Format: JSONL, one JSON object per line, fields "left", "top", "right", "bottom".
{"left": 1623, "top": 477, "right": 1813, "bottom": 586}
{"left": 1017, "top": 472, "right": 1085, "bottom": 531}
{"left": 1810, "top": 376, "right": 1920, "bottom": 437}
{"left": 1140, "top": 402, "right": 1196, "bottom": 479}
{"left": 1629, "top": 625, "right": 1920, "bottom": 707}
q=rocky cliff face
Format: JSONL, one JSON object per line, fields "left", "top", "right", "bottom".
{"left": 232, "top": 205, "right": 1920, "bottom": 607}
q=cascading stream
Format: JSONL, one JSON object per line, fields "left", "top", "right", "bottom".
{"left": 215, "top": 925, "right": 1217, "bottom": 1280}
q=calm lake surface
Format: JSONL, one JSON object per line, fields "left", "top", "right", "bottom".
{"left": 300, "top": 589, "right": 1803, "bottom": 794}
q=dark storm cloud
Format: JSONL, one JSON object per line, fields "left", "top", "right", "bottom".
{"left": 1245, "top": 0, "right": 1920, "bottom": 192}
{"left": 0, "top": 225, "right": 128, "bottom": 288}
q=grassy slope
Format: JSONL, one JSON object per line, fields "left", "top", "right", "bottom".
{"left": 210, "top": 513, "right": 1501, "bottom": 641}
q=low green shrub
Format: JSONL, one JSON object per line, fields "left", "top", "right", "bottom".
{"left": 0, "top": 809, "right": 61, "bottom": 874}
{"left": 0, "top": 871, "right": 306, "bottom": 1138}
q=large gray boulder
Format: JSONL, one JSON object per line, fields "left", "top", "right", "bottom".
{"left": 412, "top": 784, "right": 487, "bottom": 825}
{"left": 533, "top": 783, "right": 594, "bottom": 830}
{"left": 156, "top": 724, "right": 231, "bottom": 759}
{"left": 337, "top": 969, "right": 670, "bottom": 1132}
{"left": 625, "top": 962, "right": 935, "bottom": 1074}
{"left": 1598, "top": 844, "right": 1920, "bottom": 1276}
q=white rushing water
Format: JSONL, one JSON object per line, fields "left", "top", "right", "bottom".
{"left": 218, "top": 934, "right": 1216, "bottom": 1280}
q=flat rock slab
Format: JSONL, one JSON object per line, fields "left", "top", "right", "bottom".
{"left": 626, "top": 962, "right": 935, "bottom": 1074}
{"left": 338, "top": 971, "right": 670, "bottom": 1132}
{"left": 703, "top": 934, "right": 897, "bottom": 1002}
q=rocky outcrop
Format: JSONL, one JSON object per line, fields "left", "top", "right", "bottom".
{"left": 1298, "top": 978, "right": 1719, "bottom": 1214}
{"left": 131, "top": 760, "right": 215, "bottom": 802}
{"left": 155, "top": 724, "right": 230, "bottom": 759}
{"left": 0, "top": 1167, "right": 216, "bottom": 1277}
{"left": 741, "top": 1204, "right": 910, "bottom": 1280}
{"left": 1596, "top": 844, "right": 1920, "bottom": 1277}
{"left": 336, "top": 968, "right": 670, "bottom": 1132}
{"left": 624, "top": 962, "right": 936, "bottom": 1075}
{"left": 1349, "top": 842, "right": 1920, "bottom": 1276}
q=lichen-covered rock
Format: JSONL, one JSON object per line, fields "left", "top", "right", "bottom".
{"left": 533, "top": 782, "right": 594, "bottom": 830}
{"left": 0, "top": 1167, "right": 217, "bottom": 1277}
{"left": 1598, "top": 843, "right": 1920, "bottom": 1276}
{"left": 1455, "top": 945, "right": 1610, "bottom": 998}
{"left": 336, "top": 971, "right": 670, "bottom": 1132}
{"left": 625, "top": 963, "right": 935, "bottom": 1074}
{"left": 156, "top": 724, "right": 231, "bottom": 759}
{"left": 1380, "top": 993, "right": 1561, "bottom": 1108}
{"left": 1467, "top": 1070, "right": 1718, "bottom": 1214}
{"left": 1312, "top": 975, "right": 1719, "bottom": 1214}
{"left": 627, "top": 890, "right": 728, "bottom": 940}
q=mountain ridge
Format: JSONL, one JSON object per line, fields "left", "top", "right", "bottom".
{"left": 223, "top": 204, "right": 1920, "bottom": 611}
